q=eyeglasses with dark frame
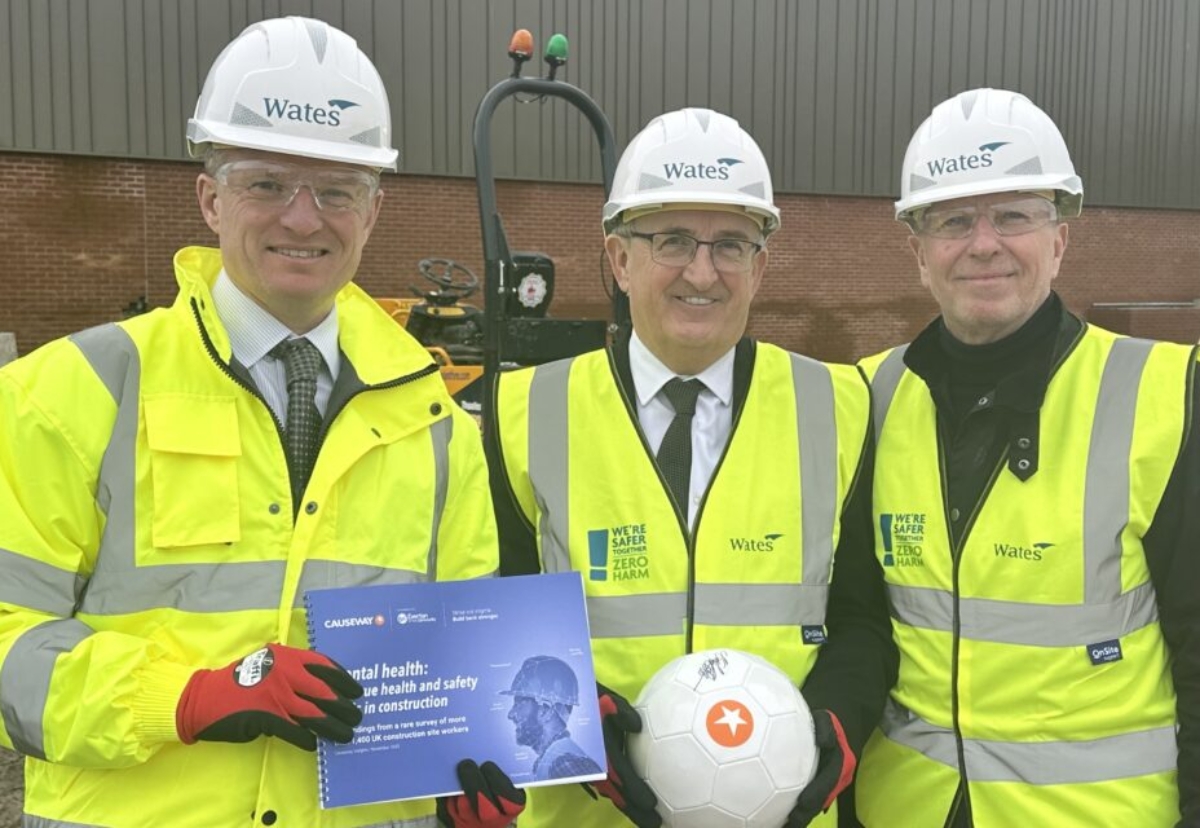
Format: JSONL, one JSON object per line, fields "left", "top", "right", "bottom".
{"left": 627, "top": 231, "right": 764, "bottom": 272}
{"left": 915, "top": 196, "right": 1059, "bottom": 240}
{"left": 212, "top": 160, "right": 379, "bottom": 215}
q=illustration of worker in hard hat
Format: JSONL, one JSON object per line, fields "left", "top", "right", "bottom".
{"left": 501, "top": 655, "right": 604, "bottom": 781}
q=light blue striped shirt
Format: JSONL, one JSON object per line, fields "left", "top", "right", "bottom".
{"left": 210, "top": 270, "right": 341, "bottom": 424}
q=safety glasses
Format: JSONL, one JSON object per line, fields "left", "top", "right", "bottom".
{"left": 213, "top": 160, "right": 379, "bottom": 215}
{"left": 916, "top": 196, "right": 1059, "bottom": 239}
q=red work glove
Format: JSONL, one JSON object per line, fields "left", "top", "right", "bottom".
{"left": 583, "top": 683, "right": 662, "bottom": 828}
{"left": 786, "top": 709, "right": 857, "bottom": 827}
{"left": 437, "top": 759, "right": 526, "bottom": 827}
{"left": 176, "top": 643, "right": 363, "bottom": 752}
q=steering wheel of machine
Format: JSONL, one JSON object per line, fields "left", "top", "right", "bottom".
{"left": 418, "top": 258, "right": 479, "bottom": 300}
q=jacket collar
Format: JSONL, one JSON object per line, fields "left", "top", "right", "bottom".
{"left": 171, "top": 246, "right": 437, "bottom": 386}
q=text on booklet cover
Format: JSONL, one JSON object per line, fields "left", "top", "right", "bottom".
{"left": 305, "top": 572, "right": 606, "bottom": 809}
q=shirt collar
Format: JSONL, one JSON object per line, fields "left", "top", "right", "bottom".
{"left": 211, "top": 269, "right": 341, "bottom": 376}
{"left": 628, "top": 331, "right": 735, "bottom": 407}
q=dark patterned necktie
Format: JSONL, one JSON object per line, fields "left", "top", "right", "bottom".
{"left": 657, "top": 378, "right": 705, "bottom": 513}
{"left": 271, "top": 338, "right": 323, "bottom": 510}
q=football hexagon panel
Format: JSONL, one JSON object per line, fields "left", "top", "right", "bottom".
{"left": 643, "top": 733, "right": 718, "bottom": 811}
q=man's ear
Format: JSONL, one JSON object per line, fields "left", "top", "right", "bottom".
{"left": 197, "top": 173, "right": 221, "bottom": 235}
{"left": 605, "top": 234, "right": 632, "bottom": 293}
{"left": 908, "top": 234, "right": 932, "bottom": 289}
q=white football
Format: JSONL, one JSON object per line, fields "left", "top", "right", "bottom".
{"left": 628, "top": 649, "right": 817, "bottom": 828}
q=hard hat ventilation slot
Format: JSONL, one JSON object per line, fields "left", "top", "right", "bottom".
{"left": 1005, "top": 157, "right": 1044, "bottom": 176}
{"left": 960, "top": 90, "right": 979, "bottom": 119}
{"left": 348, "top": 127, "right": 383, "bottom": 147}
{"left": 694, "top": 109, "right": 711, "bottom": 131}
{"left": 738, "top": 182, "right": 766, "bottom": 199}
{"left": 908, "top": 173, "right": 938, "bottom": 192}
{"left": 304, "top": 19, "right": 329, "bottom": 62}
{"left": 231, "top": 103, "right": 274, "bottom": 128}
{"left": 637, "top": 172, "right": 674, "bottom": 191}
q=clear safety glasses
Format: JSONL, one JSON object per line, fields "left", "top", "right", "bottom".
{"left": 628, "top": 231, "right": 764, "bottom": 273}
{"left": 915, "top": 196, "right": 1059, "bottom": 239}
{"left": 213, "top": 160, "right": 379, "bottom": 215}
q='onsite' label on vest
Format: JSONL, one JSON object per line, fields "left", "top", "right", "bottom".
{"left": 1087, "top": 639, "right": 1123, "bottom": 666}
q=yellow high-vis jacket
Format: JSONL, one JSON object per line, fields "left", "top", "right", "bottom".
{"left": 0, "top": 246, "right": 498, "bottom": 827}
{"left": 856, "top": 325, "right": 1193, "bottom": 828}
{"left": 494, "top": 342, "right": 872, "bottom": 828}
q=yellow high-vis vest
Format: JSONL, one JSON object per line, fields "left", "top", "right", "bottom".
{"left": 856, "top": 326, "right": 1194, "bottom": 828}
{"left": 0, "top": 247, "right": 498, "bottom": 827}
{"left": 495, "top": 343, "right": 869, "bottom": 828}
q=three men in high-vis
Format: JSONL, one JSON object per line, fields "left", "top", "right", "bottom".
{"left": 488, "top": 107, "right": 898, "bottom": 828}
{"left": 0, "top": 17, "right": 522, "bottom": 828}
{"left": 855, "top": 87, "right": 1200, "bottom": 827}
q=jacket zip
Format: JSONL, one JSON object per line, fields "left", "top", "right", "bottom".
{"left": 190, "top": 297, "right": 440, "bottom": 490}
{"left": 939, "top": 419, "right": 1008, "bottom": 828}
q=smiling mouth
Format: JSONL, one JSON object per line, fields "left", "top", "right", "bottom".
{"left": 270, "top": 247, "right": 327, "bottom": 259}
{"left": 675, "top": 296, "right": 718, "bottom": 306}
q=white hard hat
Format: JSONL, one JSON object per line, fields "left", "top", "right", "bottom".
{"left": 188, "top": 16, "right": 398, "bottom": 170}
{"left": 895, "top": 88, "right": 1082, "bottom": 225}
{"left": 603, "top": 108, "right": 780, "bottom": 236}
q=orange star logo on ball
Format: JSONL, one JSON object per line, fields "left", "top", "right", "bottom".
{"left": 705, "top": 699, "right": 755, "bottom": 747}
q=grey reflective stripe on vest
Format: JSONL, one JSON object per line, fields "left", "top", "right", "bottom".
{"left": 527, "top": 358, "right": 574, "bottom": 573}
{"left": 1, "top": 618, "right": 92, "bottom": 759}
{"left": 880, "top": 698, "right": 1177, "bottom": 784}
{"left": 23, "top": 816, "right": 108, "bottom": 828}
{"left": 526, "top": 353, "right": 839, "bottom": 637}
{"left": 586, "top": 593, "right": 687, "bottom": 638}
{"left": 870, "top": 345, "right": 909, "bottom": 446}
{"left": 72, "top": 323, "right": 287, "bottom": 614}
{"left": 295, "top": 562, "right": 427, "bottom": 607}
{"left": 1085, "top": 337, "right": 1153, "bottom": 603}
{"left": 693, "top": 583, "right": 828, "bottom": 626}
{"left": 425, "top": 415, "right": 452, "bottom": 579}
{"left": 790, "top": 353, "right": 839, "bottom": 588}
{"left": 888, "top": 580, "right": 1158, "bottom": 646}
{"left": 0, "top": 548, "right": 86, "bottom": 616}
{"left": 881, "top": 337, "right": 1160, "bottom": 645}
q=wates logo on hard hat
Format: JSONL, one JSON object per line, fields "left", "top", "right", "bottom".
{"left": 924, "top": 141, "right": 1011, "bottom": 177}
{"left": 705, "top": 699, "right": 754, "bottom": 748}
{"left": 663, "top": 157, "right": 743, "bottom": 181}
{"left": 261, "top": 97, "right": 359, "bottom": 126}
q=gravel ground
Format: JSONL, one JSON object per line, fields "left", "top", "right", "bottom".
{"left": 0, "top": 748, "right": 20, "bottom": 828}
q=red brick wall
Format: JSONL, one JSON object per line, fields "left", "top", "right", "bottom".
{"left": 2, "top": 153, "right": 1198, "bottom": 362}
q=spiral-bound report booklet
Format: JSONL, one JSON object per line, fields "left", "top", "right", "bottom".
{"left": 304, "top": 571, "right": 606, "bottom": 809}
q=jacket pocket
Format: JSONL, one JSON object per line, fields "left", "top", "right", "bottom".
{"left": 145, "top": 395, "right": 242, "bottom": 548}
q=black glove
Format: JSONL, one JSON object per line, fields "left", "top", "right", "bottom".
{"left": 786, "top": 709, "right": 857, "bottom": 827}
{"left": 176, "top": 643, "right": 363, "bottom": 752}
{"left": 582, "top": 683, "right": 662, "bottom": 828}
{"left": 437, "top": 759, "right": 526, "bottom": 828}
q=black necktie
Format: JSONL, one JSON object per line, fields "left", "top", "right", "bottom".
{"left": 271, "top": 338, "right": 323, "bottom": 510}
{"left": 657, "top": 378, "right": 705, "bottom": 513}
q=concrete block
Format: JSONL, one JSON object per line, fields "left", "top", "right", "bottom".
{"left": 0, "top": 333, "right": 16, "bottom": 366}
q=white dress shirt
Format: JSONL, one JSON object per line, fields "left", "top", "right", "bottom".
{"left": 210, "top": 270, "right": 340, "bottom": 423}
{"left": 628, "top": 331, "right": 735, "bottom": 529}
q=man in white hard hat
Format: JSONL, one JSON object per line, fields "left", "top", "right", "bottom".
{"left": 0, "top": 16, "right": 523, "bottom": 828}
{"left": 488, "top": 107, "right": 898, "bottom": 828}
{"left": 855, "top": 87, "right": 1200, "bottom": 827}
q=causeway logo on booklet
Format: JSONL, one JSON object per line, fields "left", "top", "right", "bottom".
{"left": 305, "top": 572, "right": 605, "bottom": 809}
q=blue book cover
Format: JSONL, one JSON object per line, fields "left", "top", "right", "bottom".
{"left": 304, "top": 572, "right": 606, "bottom": 809}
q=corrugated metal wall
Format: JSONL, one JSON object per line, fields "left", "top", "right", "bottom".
{"left": 1, "top": 0, "right": 1197, "bottom": 208}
